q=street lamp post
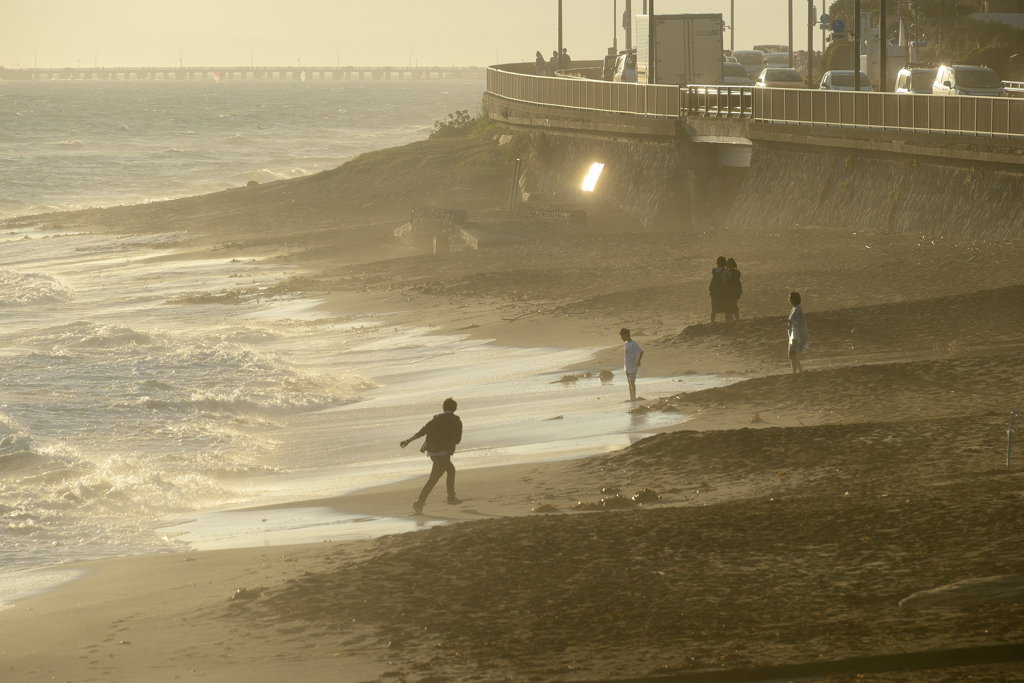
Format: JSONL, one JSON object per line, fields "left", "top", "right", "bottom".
{"left": 807, "top": 0, "right": 815, "bottom": 87}
{"left": 613, "top": 0, "right": 617, "bottom": 52}
{"left": 625, "top": 0, "right": 632, "bottom": 51}
{"left": 789, "top": 0, "right": 794, "bottom": 68}
{"left": 558, "top": 0, "right": 563, "bottom": 71}
{"left": 879, "top": 0, "right": 887, "bottom": 91}
{"left": 179, "top": 50, "right": 183, "bottom": 69}
{"left": 730, "top": 0, "right": 735, "bottom": 52}
{"left": 854, "top": 0, "right": 862, "bottom": 93}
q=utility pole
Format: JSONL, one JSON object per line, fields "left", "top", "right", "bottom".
{"left": 854, "top": 0, "right": 861, "bottom": 92}
{"left": 879, "top": 0, "right": 887, "bottom": 91}
{"left": 789, "top": 0, "right": 794, "bottom": 68}
{"left": 625, "top": 0, "right": 632, "bottom": 51}
{"left": 731, "top": 0, "right": 735, "bottom": 52}
{"left": 558, "top": 0, "right": 563, "bottom": 69}
{"left": 649, "top": 0, "right": 655, "bottom": 84}
{"left": 610, "top": 0, "right": 618, "bottom": 52}
{"left": 807, "top": 0, "right": 814, "bottom": 86}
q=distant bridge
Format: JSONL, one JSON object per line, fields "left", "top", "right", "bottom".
{"left": 0, "top": 66, "right": 484, "bottom": 81}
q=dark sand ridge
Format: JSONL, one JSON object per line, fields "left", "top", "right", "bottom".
{"left": 3, "top": 126, "right": 1024, "bottom": 682}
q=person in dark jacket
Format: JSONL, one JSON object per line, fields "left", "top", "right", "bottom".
{"left": 709, "top": 256, "right": 732, "bottom": 322}
{"left": 726, "top": 257, "right": 742, "bottom": 321}
{"left": 549, "top": 50, "right": 559, "bottom": 76}
{"left": 401, "top": 397, "right": 463, "bottom": 514}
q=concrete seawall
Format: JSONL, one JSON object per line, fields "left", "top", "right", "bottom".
{"left": 729, "top": 145, "right": 1024, "bottom": 239}
{"left": 483, "top": 93, "right": 747, "bottom": 230}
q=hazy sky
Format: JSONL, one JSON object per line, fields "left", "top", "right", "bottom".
{"left": 2, "top": 1, "right": 814, "bottom": 69}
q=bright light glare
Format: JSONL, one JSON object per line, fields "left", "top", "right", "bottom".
{"left": 582, "top": 163, "right": 604, "bottom": 192}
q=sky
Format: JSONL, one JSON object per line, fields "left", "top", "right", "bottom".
{"left": 1, "top": 1, "right": 816, "bottom": 70}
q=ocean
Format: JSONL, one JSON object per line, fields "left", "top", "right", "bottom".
{"left": 0, "top": 79, "right": 724, "bottom": 589}
{"left": 0, "top": 79, "right": 487, "bottom": 218}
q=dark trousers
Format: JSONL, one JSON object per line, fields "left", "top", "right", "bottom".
{"left": 418, "top": 454, "right": 455, "bottom": 503}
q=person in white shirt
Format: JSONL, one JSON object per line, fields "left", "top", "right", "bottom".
{"left": 619, "top": 327, "right": 644, "bottom": 401}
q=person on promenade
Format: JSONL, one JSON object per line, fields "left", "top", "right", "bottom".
{"left": 788, "top": 291, "right": 808, "bottom": 373}
{"left": 726, "top": 257, "right": 743, "bottom": 321}
{"left": 560, "top": 47, "right": 572, "bottom": 70}
{"left": 401, "top": 397, "right": 463, "bottom": 514}
{"left": 709, "top": 256, "right": 732, "bottom": 323}
{"left": 550, "top": 51, "right": 559, "bottom": 76}
{"left": 535, "top": 51, "right": 547, "bottom": 76}
{"left": 620, "top": 328, "right": 644, "bottom": 401}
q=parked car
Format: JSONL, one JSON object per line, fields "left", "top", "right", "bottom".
{"left": 724, "top": 55, "right": 739, "bottom": 63}
{"left": 755, "top": 68, "right": 806, "bottom": 88}
{"left": 754, "top": 44, "right": 789, "bottom": 54}
{"left": 733, "top": 50, "right": 766, "bottom": 78}
{"left": 932, "top": 64, "right": 1006, "bottom": 97}
{"left": 819, "top": 70, "right": 874, "bottom": 91}
{"left": 723, "top": 62, "right": 752, "bottom": 85}
{"left": 765, "top": 52, "right": 792, "bottom": 68}
{"left": 612, "top": 51, "right": 638, "bottom": 83}
{"left": 894, "top": 65, "right": 938, "bottom": 93}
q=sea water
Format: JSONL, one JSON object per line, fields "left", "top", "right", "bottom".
{"left": 0, "top": 80, "right": 729, "bottom": 581}
{"left": 0, "top": 78, "right": 488, "bottom": 218}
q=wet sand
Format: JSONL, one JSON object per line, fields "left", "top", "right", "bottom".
{"left": 3, "top": 131, "right": 1024, "bottom": 681}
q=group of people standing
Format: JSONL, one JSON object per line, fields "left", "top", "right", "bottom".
{"left": 535, "top": 48, "right": 572, "bottom": 76}
{"left": 709, "top": 256, "right": 743, "bottom": 323}
{"left": 401, "top": 255, "right": 811, "bottom": 516}
{"left": 707, "top": 256, "right": 808, "bottom": 373}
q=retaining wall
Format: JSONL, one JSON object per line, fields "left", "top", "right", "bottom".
{"left": 729, "top": 145, "right": 1024, "bottom": 239}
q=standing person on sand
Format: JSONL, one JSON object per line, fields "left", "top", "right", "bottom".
{"left": 401, "top": 397, "right": 463, "bottom": 514}
{"left": 788, "top": 292, "right": 808, "bottom": 373}
{"left": 620, "top": 328, "right": 644, "bottom": 402}
{"left": 726, "top": 258, "right": 743, "bottom": 321}
{"left": 709, "top": 256, "right": 732, "bottom": 323}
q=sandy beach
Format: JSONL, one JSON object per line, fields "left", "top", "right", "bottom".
{"left": 3, "top": 127, "right": 1024, "bottom": 682}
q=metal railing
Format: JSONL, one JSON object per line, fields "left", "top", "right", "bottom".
{"left": 486, "top": 64, "right": 681, "bottom": 118}
{"left": 488, "top": 64, "right": 1024, "bottom": 139}
{"left": 685, "top": 85, "right": 1024, "bottom": 139}
{"left": 752, "top": 87, "right": 1024, "bottom": 138}
{"left": 685, "top": 86, "right": 755, "bottom": 118}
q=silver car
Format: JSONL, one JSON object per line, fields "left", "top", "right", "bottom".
{"left": 732, "top": 50, "right": 766, "bottom": 79}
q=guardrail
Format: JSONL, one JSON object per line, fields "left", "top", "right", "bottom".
{"left": 753, "top": 87, "right": 1024, "bottom": 138}
{"left": 686, "top": 85, "right": 1024, "bottom": 139}
{"left": 486, "top": 64, "right": 680, "bottom": 118}
{"left": 685, "top": 86, "right": 755, "bottom": 119}
{"left": 487, "top": 64, "right": 1024, "bottom": 138}
{"left": 1004, "top": 80, "right": 1024, "bottom": 98}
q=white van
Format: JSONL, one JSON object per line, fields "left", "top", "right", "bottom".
{"left": 932, "top": 65, "right": 1006, "bottom": 97}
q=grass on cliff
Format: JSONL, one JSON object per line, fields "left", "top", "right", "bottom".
{"left": 52, "top": 115, "right": 513, "bottom": 238}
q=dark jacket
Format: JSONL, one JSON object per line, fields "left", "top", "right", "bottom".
{"left": 411, "top": 412, "right": 463, "bottom": 455}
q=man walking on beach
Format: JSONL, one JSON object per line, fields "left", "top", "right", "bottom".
{"left": 401, "top": 397, "right": 463, "bottom": 514}
{"left": 620, "top": 328, "right": 644, "bottom": 401}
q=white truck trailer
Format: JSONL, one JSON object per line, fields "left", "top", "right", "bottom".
{"left": 635, "top": 14, "right": 724, "bottom": 86}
